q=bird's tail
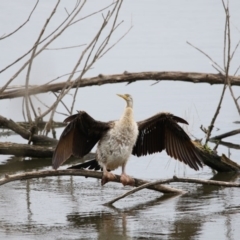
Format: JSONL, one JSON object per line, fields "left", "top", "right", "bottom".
{"left": 67, "top": 158, "right": 101, "bottom": 171}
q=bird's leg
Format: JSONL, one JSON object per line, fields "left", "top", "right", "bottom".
{"left": 120, "top": 163, "right": 135, "bottom": 186}
{"left": 101, "top": 166, "right": 116, "bottom": 186}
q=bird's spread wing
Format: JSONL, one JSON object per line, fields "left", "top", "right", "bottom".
{"left": 52, "top": 111, "right": 111, "bottom": 169}
{"left": 132, "top": 112, "right": 203, "bottom": 170}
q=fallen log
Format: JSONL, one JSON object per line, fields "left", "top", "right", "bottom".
{"left": 194, "top": 141, "right": 240, "bottom": 172}
{"left": 0, "top": 142, "right": 53, "bottom": 158}
{"left": 0, "top": 115, "right": 57, "bottom": 145}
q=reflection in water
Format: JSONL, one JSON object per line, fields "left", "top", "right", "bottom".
{"left": 170, "top": 172, "right": 240, "bottom": 240}
{"left": 67, "top": 194, "right": 181, "bottom": 240}
{"left": 0, "top": 154, "right": 94, "bottom": 177}
{"left": 1, "top": 152, "right": 240, "bottom": 240}
{"left": 26, "top": 180, "right": 33, "bottom": 225}
{"left": 0, "top": 156, "right": 52, "bottom": 175}
{"left": 1, "top": 157, "right": 240, "bottom": 239}
{"left": 67, "top": 212, "right": 131, "bottom": 240}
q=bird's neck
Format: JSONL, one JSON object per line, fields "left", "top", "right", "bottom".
{"left": 120, "top": 107, "right": 134, "bottom": 124}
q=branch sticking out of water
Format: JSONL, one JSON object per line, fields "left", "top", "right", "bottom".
{"left": 104, "top": 175, "right": 240, "bottom": 205}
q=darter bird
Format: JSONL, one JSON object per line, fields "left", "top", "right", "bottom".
{"left": 52, "top": 94, "right": 203, "bottom": 186}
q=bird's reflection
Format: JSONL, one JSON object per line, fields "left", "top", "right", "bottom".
{"left": 66, "top": 193, "right": 181, "bottom": 239}
{"left": 67, "top": 211, "right": 131, "bottom": 240}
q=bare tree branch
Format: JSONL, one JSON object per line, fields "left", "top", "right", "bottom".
{"left": 187, "top": 41, "right": 224, "bottom": 73}
{"left": 70, "top": 0, "right": 125, "bottom": 115}
{"left": 0, "top": 0, "right": 39, "bottom": 40}
{"left": 24, "top": 0, "right": 60, "bottom": 123}
{"left": 104, "top": 175, "right": 240, "bottom": 205}
{"left": 0, "top": 0, "right": 82, "bottom": 87}
{"left": 0, "top": 115, "right": 57, "bottom": 145}
{"left": 0, "top": 169, "right": 184, "bottom": 194}
{"left": 204, "top": 84, "right": 227, "bottom": 144}
{"left": 2, "top": 71, "right": 238, "bottom": 100}
{"left": 210, "top": 129, "right": 240, "bottom": 141}
{"left": 45, "top": 44, "right": 86, "bottom": 50}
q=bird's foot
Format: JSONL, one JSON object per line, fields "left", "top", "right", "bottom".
{"left": 120, "top": 173, "right": 135, "bottom": 186}
{"left": 101, "top": 171, "right": 116, "bottom": 186}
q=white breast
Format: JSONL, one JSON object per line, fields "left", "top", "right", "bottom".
{"left": 96, "top": 108, "right": 138, "bottom": 170}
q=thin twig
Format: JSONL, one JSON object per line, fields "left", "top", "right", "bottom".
{"left": 28, "top": 96, "right": 38, "bottom": 118}
{"left": 99, "top": 25, "right": 133, "bottom": 59}
{"left": 32, "top": 94, "right": 69, "bottom": 117}
{"left": 210, "top": 129, "right": 240, "bottom": 140}
{"left": 24, "top": 0, "right": 60, "bottom": 123}
{"left": 70, "top": 0, "right": 124, "bottom": 114}
{"left": 69, "top": 1, "right": 116, "bottom": 27}
{"left": 52, "top": 92, "right": 71, "bottom": 115}
{"left": 45, "top": 44, "right": 86, "bottom": 50}
{"left": 234, "top": 65, "right": 240, "bottom": 76}
{"left": 205, "top": 0, "right": 231, "bottom": 144}
{"left": 187, "top": 41, "right": 224, "bottom": 73}
{"left": 0, "top": 0, "right": 82, "bottom": 90}
{"left": 223, "top": 1, "right": 240, "bottom": 114}
{"left": 0, "top": 0, "right": 39, "bottom": 40}
{"left": 33, "top": 0, "right": 88, "bottom": 122}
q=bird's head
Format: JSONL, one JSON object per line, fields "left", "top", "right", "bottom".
{"left": 117, "top": 94, "right": 133, "bottom": 108}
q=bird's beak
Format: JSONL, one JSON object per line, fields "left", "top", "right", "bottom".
{"left": 117, "top": 94, "right": 127, "bottom": 101}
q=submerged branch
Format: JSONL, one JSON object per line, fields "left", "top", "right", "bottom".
{"left": 105, "top": 175, "right": 240, "bottom": 205}
{"left": 104, "top": 176, "right": 240, "bottom": 205}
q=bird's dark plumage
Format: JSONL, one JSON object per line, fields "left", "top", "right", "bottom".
{"left": 132, "top": 113, "right": 202, "bottom": 170}
{"left": 66, "top": 113, "right": 203, "bottom": 172}
{"left": 52, "top": 111, "right": 111, "bottom": 170}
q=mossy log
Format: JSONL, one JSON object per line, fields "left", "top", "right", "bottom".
{"left": 194, "top": 141, "right": 240, "bottom": 172}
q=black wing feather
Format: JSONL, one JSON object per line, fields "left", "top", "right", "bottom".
{"left": 132, "top": 112, "right": 203, "bottom": 170}
{"left": 52, "top": 111, "right": 111, "bottom": 169}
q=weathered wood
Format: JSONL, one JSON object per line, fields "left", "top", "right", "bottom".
{"left": 0, "top": 115, "right": 57, "bottom": 145}
{"left": 0, "top": 139, "right": 239, "bottom": 173}
{"left": 172, "top": 175, "right": 240, "bottom": 187}
{"left": 0, "top": 142, "right": 53, "bottom": 158}
{"left": 1, "top": 71, "right": 240, "bottom": 100}
{"left": 104, "top": 175, "right": 240, "bottom": 205}
{"left": 209, "top": 129, "right": 240, "bottom": 141}
{"left": 194, "top": 141, "right": 240, "bottom": 172}
{"left": 210, "top": 140, "right": 240, "bottom": 149}
{"left": 15, "top": 121, "right": 66, "bottom": 130}
{"left": 0, "top": 169, "right": 184, "bottom": 194}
